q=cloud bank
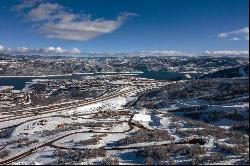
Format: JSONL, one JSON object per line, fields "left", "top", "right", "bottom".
{"left": 218, "top": 27, "right": 249, "bottom": 41}
{"left": 202, "top": 50, "right": 249, "bottom": 57}
{"left": 0, "top": 44, "right": 248, "bottom": 57}
{"left": 13, "top": 0, "right": 137, "bottom": 41}
{"left": 0, "top": 44, "right": 81, "bottom": 55}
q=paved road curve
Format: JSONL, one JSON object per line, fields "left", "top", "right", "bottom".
{"left": 0, "top": 85, "right": 160, "bottom": 165}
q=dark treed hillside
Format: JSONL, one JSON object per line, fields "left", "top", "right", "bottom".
{"left": 200, "top": 65, "right": 249, "bottom": 79}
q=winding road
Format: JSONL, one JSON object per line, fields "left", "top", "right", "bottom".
{"left": 0, "top": 84, "right": 164, "bottom": 165}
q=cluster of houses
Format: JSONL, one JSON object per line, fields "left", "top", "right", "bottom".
{"left": 0, "top": 86, "right": 30, "bottom": 108}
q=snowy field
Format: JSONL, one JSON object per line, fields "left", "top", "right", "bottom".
{"left": 0, "top": 79, "right": 249, "bottom": 165}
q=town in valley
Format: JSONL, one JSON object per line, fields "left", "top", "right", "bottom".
{"left": 0, "top": 0, "right": 249, "bottom": 165}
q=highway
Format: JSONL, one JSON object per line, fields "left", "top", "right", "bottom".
{"left": 0, "top": 85, "right": 157, "bottom": 123}
{"left": 0, "top": 83, "right": 166, "bottom": 164}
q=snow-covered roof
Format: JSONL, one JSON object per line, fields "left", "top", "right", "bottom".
{"left": 0, "top": 86, "right": 13, "bottom": 91}
{"left": 132, "top": 114, "right": 151, "bottom": 122}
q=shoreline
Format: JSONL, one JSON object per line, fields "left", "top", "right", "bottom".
{"left": 94, "top": 71, "right": 144, "bottom": 74}
{"left": 0, "top": 74, "right": 73, "bottom": 78}
{"left": 0, "top": 71, "right": 144, "bottom": 78}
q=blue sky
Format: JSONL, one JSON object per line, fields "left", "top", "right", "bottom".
{"left": 0, "top": 0, "right": 249, "bottom": 54}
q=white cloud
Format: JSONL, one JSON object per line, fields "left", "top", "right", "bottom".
{"left": 218, "top": 27, "right": 249, "bottom": 41}
{"left": 36, "top": 46, "right": 81, "bottom": 54}
{"left": 0, "top": 45, "right": 5, "bottom": 51}
{"left": 15, "top": 47, "right": 30, "bottom": 53}
{"left": 12, "top": 0, "right": 41, "bottom": 11}
{"left": 0, "top": 44, "right": 12, "bottom": 53}
{"left": 26, "top": 3, "right": 63, "bottom": 21}
{"left": 137, "top": 50, "right": 249, "bottom": 57}
{"left": 138, "top": 50, "right": 184, "bottom": 56}
{"left": 218, "top": 33, "right": 227, "bottom": 38}
{"left": 65, "top": 48, "right": 81, "bottom": 54}
{"left": 230, "top": 37, "right": 240, "bottom": 41}
{"left": 40, "top": 12, "right": 136, "bottom": 41}
{"left": 0, "top": 44, "right": 82, "bottom": 55}
{"left": 0, "top": 43, "right": 248, "bottom": 57}
{"left": 13, "top": 1, "right": 137, "bottom": 41}
{"left": 38, "top": 46, "right": 64, "bottom": 53}
{"left": 202, "top": 50, "right": 249, "bottom": 57}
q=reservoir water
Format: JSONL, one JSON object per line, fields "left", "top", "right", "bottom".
{"left": 0, "top": 71, "right": 187, "bottom": 90}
